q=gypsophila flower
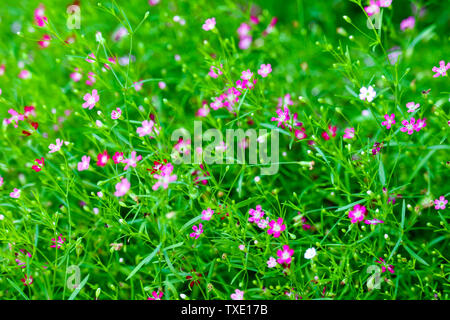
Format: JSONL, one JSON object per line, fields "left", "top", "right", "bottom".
{"left": 230, "top": 289, "right": 244, "bottom": 300}
{"left": 349, "top": 204, "right": 367, "bottom": 223}
{"left": 304, "top": 247, "right": 317, "bottom": 259}
{"left": 376, "top": 257, "right": 394, "bottom": 273}
{"left": 202, "top": 18, "right": 216, "bottom": 31}
{"left": 406, "top": 102, "right": 420, "bottom": 113}
{"left": 10, "top": 188, "right": 21, "bottom": 198}
{"left": 276, "top": 245, "right": 294, "bottom": 264}
{"left": 400, "top": 117, "right": 417, "bottom": 135}
{"left": 381, "top": 114, "right": 396, "bottom": 129}
{"left": 267, "top": 257, "right": 278, "bottom": 268}
{"left": 343, "top": 127, "right": 355, "bottom": 139}
{"left": 359, "top": 86, "right": 376, "bottom": 102}
{"left": 267, "top": 218, "right": 286, "bottom": 238}
{"left": 82, "top": 89, "right": 99, "bottom": 109}
{"left": 189, "top": 223, "right": 203, "bottom": 239}
{"left": 114, "top": 177, "right": 130, "bottom": 197}
{"left": 248, "top": 205, "right": 264, "bottom": 223}
{"left": 434, "top": 196, "right": 447, "bottom": 210}
{"left": 201, "top": 208, "right": 214, "bottom": 221}
{"left": 432, "top": 60, "right": 450, "bottom": 77}
{"left": 258, "top": 64, "right": 272, "bottom": 77}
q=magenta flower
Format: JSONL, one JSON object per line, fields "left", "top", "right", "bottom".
{"left": 276, "top": 245, "right": 294, "bottom": 264}
{"left": 82, "top": 89, "right": 99, "bottom": 110}
{"left": 322, "top": 125, "right": 337, "bottom": 140}
{"left": 123, "top": 151, "right": 142, "bottom": 171}
{"left": 21, "top": 275, "right": 34, "bottom": 286}
{"left": 348, "top": 204, "right": 367, "bottom": 223}
{"left": 77, "top": 155, "right": 90, "bottom": 171}
{"left": 31, "top": 157, "right": 45, "bottom": 172}
{"left": 202, "top": 18, "right": 216, "bottom": 31}
{"left": 258, "top": 64, "right": 272, "bottom": 77}
{"left": 10, "top": 188, "right": 21, "bottom": 199}
{"left": 0, "top": 176, "right": 3, "bottom": 187}
{"left": 364, "top": 0, "right": 380, "bottom": 16}
{"left": 432, "top": 60, "right": 450, "bottom": 77}
{"left": 152, "top": 163, "right": 177, "bottom": 191}
{"left": 400, "top": 16, "right": 415, "bottom": 31}
{"left": 201, "top": 208, "right": 214, "bottom": 221}
{"left": 343, "top": 127, "right": 355, "bottom": 139}
{"left": 97, "top": 150, "right": 110, "bottom": 167}
{"left": 48, "top": 138, "right": 64, "bottom": 153}
{"left": 364, "top": 218, "right": 384, "bottom": 225}
{"left": 111, "top": 108, "right": 122, "bottom": 120}
{"left": 85, "top": 53, "right": 96, "bottom": 63}
{"left": 376, "top": 257, "right": 394, "bottom": 273}
{"left": 277, "top": 94, "right": 293, "bottom": 107}
{"left": 248, "top": 205, "right": 264, "bottom": 223}
{"left": 114, "top": 177, "right": 130, "bottom": 197}
{"left": 113, "top": 152, "right": 124, "bottom": 164}
{"left": 189, "top": 223, "right": 203, "bottom": 239}
{"left": 434, "top": 196, "right": 448, "bottom": 210}
{"left": 295, "top": 127, "right": 308, "bottom": 140}
{"left": 208, "top": 65, "right": 223, "bottom": 78}
{"left": 18, "top": 70, "right": 31, "bottom": 79}
{"left": 137, "top": 120, "right": 159, "bottom": 138}
{"left": 4, "top": 109, "right": 25, "bottom": 128}
{"left": 378, "top": 0, "right": 392, "bottom": 7}
{"left": 267, "top": 256, "right": 278, "bottom": 268}
{"left": 50, "top": 234, "right": 66, "bottom": 249}
{"left": 230, "top": 289, "right": 244, "bottom": 300}
{"left": 271, "top": 106, "right": 290, "bottom": 128}
{"left": 148, "top": 291, "right": 163, "bottom": 300}
{"left": 400, "top": 117, "right": 417, "bottom": 135}
{"left": 381, "top": 113, "right": 396, "bottom": 129}
{"left": 267, "top": 218, "right": 286, "bottom": 238}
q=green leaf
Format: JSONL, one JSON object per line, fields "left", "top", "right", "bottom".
{"left": 403, "top": 244, "right": 430, "bottom": 266}
{"left": 126, "top": 243, "right": 162, "bottom": 280}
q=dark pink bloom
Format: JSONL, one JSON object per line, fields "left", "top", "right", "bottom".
{"left": 276, "top": 245, "right": 294, "bottom": 264}
{"left": 376, "top": 257, "right": 394, "bottom": 274}
{"left": 267, "top": 218, "right": 286, "bottom": 238}
{"left": 96, "top": 150, "right": 110, "bottom": 167}
{"left": 348, "top": 204, "right": 366, "bottom": 223}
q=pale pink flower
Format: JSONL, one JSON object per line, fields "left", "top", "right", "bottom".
{"left": 258, "top": 64, "right": 272, "bottom": 77}
{"left": 400, "top": 16, "right": 415, "bottom": 31}
{"left": 432, "top": 60, "right": 450, "bottom": 78}
{"left": 114, "top": 177, "right": 130, "bottom": 197}
{"left": 267, "top": 257, "right": 277, "bottom": 268}
{"left": 82, "top": 89, "right": 99, "bottom": 110}
{"left": 10, "top": 188, "right": 21, "bottom": 199}
{"left": 364, "top": 218, "right": 384, "bottom": 225}
{"left": 237, "top": 23, "right": 251, "bottom": 37}
{"left": 77, "top": 155, "right": 91, "bottom": 171}
{"left": 400, "top": 117, "right": 417, "bottom": 135}
{"left": 434, "top": 196, "right": 447, "bottom": 210}
{"left": 406, "top": 102, "right": 419, "bottom": 113}
{"left": 343, "top": 127, "right": 355, "bottom": 139}
{"left": 238, "top": 35, "right": 252, "bottom": 50}
{"left": 202, "top": 18, "right": 216, "bottom": 31}
{"left": 201, "top": 208, "right": 214, "bottom": 221}
{"left": 48, "top": 138, "right": 64, "bottom": 153}
{"left": 152, "top": 163, "right": 177, "bottom": 190}
{"left": 230, "top": 289, "right": 244, "bottom": 300}
{"left": 136, "top": 120, "right": 157, "bottom": 137}
{"left": 123, "top": 151, "right": 142, "bottom": 171}
{"left": 18, "top": 70, "right": 31, "bottom": 79}
{"left": 241, "top": 69, "right": 253, "bottom": 81}
{"left": 111, "top": 108, "right": 122, "bottom": 119}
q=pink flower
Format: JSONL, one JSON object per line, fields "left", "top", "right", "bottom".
{"left": 4, "top": 109, "right": 25, "bottom": 128}
{"left": 114, "top": 177, "right": 130, "bottom": 197}
{"left": 133, "top": 81, "right": 143, "bottom": 91}
{"left": 400, "top": 16, "right": 415, "bottom": 31}
{"left": 31, "top": 157, "right": 45, "bottom": 172}
{"left": 415, "top": 118, "right": 426, "bottom": 132}
{"left": 208, "top": 65, "right": 223, "bottom": 78}
{"left": 50, "top": 234, "right": 66, "bottom": 249}
{"left": 189, "top": 223, "right": 204, "bottom": 239}
{"left": 295, "top": 127, "right": 308, "bottom": 140}
{"left": 258, "top": 64, "right": 272, "bottom": 78}
{"left": 343, "top": 127, "right": 355, "bottom": 139}
{"left": 376, "top": 257, "right": 394, "bottom": 273}
{"left": 152, "top": 163, "right": 177, "bottom": 190}
{"left": 257, "top": 217, "right": 269, "bottom": 229}
{"left": 202, "top": 18, "right": 216, "bottom": 31}
{"left": 434, "top": 196, "right": 448, "bottom": 210}
{"left": 123, "top": 151, "right": 142, "bottom": 171}
{"left": 38, "top": 34, "right": 51, "bottom": 48}
{"left": 148, "top": 291, "right": 163, "bottom": 300}
{"left": 136, "top": 120, "right": 159, "bottom": 138}
{"left": 0, "top": 64, "right": 4, "bottom": 76}
{"left": 148, "top": 0, "right": 160, "bottom": 6}
{"left": 111, "top": 108, "right": 122, "bottom": 120}
{"left": 277, "top": 94, "right": 293, "bottom": 107}
{"left": 34, "top": 3, "right": 47, "bottom": 27}
{"left": 276, "top": 245, "right": 294, "bottom": 264}
{"left": 230, "top": 289, "right": 244, "bottom": 300}
{"left": 432, "top": 60, "right": 450, "bottom": 78}
{"left": 271, "top": 106, "right": 291, "bottom": 128}
{"left": 267, "top": 257, "right": 278, "bottom": 268}
{"left": 348, "top": 204, "right": 366, "bottom": 223}
{"left": 381, "top": 113, "right": 396, "bottom": 129}
{"left": 406, "top": 101, "right": 420, "bottom": 113}
{"left": 21, "top": 275, "right": 33, "bottom": 286}
{"left": 241, "top": 69, "right": 253, "bottom": 81}
{"left": 82, "top": 89, "right": 99, "bottom": 110}
{"left": 0, "top": 176, "right": 3, "bottom": 187}
{"left": 364, "top": 218, "right": 384, "bottom": 225}
{"left": 248, "top": 205, "right": 264, "bottom": 223}
{"left": 97, "top": 150, "right": 110, "bottom": 167}
{"left": 201, "top": 208, "right": 214, "bottom": 221}
{"left": 322, "top": 125, "right": 337, "bottom": 140}
{"left": 113, "top": 152, "right": 125, "bottom": 164}
{"left": 267, "top": 218, "right": 286, "bottom": 238}
{"left": 48, "top": 138, "right": 64, "bottom": 153}
{"left": 237, "top": 23, "right": 251, "bottom": 37}
{"left": 377, "top": 0, "right": 392, "bottom": 7}
{"left": 364, "top": 0, "right": 380, "bottom": 16}
{"left": 238, "top": 35, "right": 252, "bottom": 50}
{"left": 400, "top": 117, "right": 417, "bottom": 135}
{"left": 70, "top": 68, "right": 82, "bottom": 82}
{"left": 174, "top": 138, "right": 191, "bottom": 155}
{"left": 18, "top": 70, "right": 31, "bottom": 79}
{"left": 85, "top": 53, "right": 96, "bottom": 63}
{"left": 10, "top": 188, "right": 21, "bottom": 199}
{"left": 158, "top": 81, "right": 166, "bottom": 89}
{"left": 86, "top": 72, "right": 96, "bottom": 86}
{"left": 77, "top": 155, "right": 91, "bottom": 171}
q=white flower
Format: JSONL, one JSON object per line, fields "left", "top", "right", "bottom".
{"left": 304, "top": 247, "right": 317, "bottom": 259}
{"left": 359, "top": 85, "right": 376, "bottom": 102}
